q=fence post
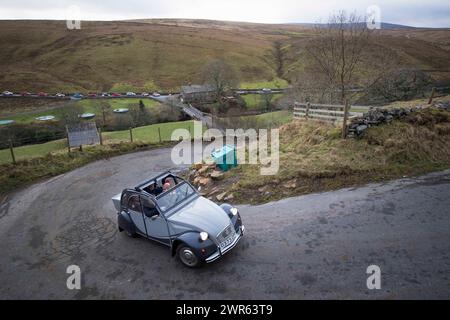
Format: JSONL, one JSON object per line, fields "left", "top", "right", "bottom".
{"left": 428, "top": 87, "right": 436, "bottom": 104}
{"left": 9, "top": 139, "right": 16, "bottom": 164}
{"left": 129, "top": 127, "right": 133, "bottom": 143}
{"left": 341, "top": 100, "right": 350, "bottom": 139}
{"left": 98, "top": 127, "right": 103, "bottom": 145}
{"left": 66, "top": 125, "right": 71, "bottom": 154}
{"left": 305, "top": 102, "right": 310, "bottom": 120}
{"left": 102, "top": 106, "right": 107, "bottom": 127}
{"left": 158, "top": 127, "right": 162, "bottom": 142}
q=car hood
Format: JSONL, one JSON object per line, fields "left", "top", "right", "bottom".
{"left": 167, "top": 196, "right": 231, "bottom": 238}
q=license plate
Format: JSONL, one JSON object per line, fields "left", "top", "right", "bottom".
{"left": 220, "top": 235, "right": 235, "bottom": 249}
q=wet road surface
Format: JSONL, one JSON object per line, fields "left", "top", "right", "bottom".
{"left": 0, "top": 146, "right": 449, "bottom": 299}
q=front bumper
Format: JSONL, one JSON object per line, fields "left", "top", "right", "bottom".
{"left": 205, "top": 225, "right": 245, "bottom": 263}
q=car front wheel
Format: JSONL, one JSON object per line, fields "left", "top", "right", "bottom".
{"left": 120, "top": 226, "right": 137, "bottom": 238}
{"left": 177, "top": 245, "right": 201, "bottom": 268}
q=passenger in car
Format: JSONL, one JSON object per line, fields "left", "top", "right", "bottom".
{"left": 145, "top": 183, "right": 163, "bottom": 196}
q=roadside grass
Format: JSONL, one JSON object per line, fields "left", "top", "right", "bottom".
{"left": 207, "top": 107, "right": 450, "bottom": 204}
{"left": 0, "top": 141, "right": 176, "bottom": 194}
{"left": 0, "top": 120, "right": 199, "bottom": 165}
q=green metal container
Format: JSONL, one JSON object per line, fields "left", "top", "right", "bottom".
{"left": 211, "top": 145, "right": 237, "bottom": 171}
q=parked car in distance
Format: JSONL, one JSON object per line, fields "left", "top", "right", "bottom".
{"left": 152, "top": 92, "right": 161, "bottom": 97}
{"left": 21, "top": 91, "right": 31, "bottom": 96}
{"left": 126, "top": 92, "right": 136, "bottom": 96}
{"left": 37, "top": 92, "right": 48, "bottom": 97}
{"left": 55, "top": 93, "right": 66, "bottom": 98}
{"left": 71, "top": 93, "right": 84, "bottom": 100}
{"left": 141, "top": 92, "right": 150, "bottom": 96}
{"left": 88, "top": 92, "right": 97, "bottom": 97}
{"left": 112, "top": 171, "right": 245, "bottom": 268}
{"left": 2, "top": 91, "right": 14, "bottom": 96}
{"left": 261, "top": 88, "right": 272, "bottom": 93}
{"left": 111, "top": 92, "right": 121, "bottom": 97}
{"left": 101, "top": 92, "right": 110, "bottom": 97}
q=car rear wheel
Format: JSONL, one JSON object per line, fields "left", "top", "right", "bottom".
{"left": 122, "top": 228, "right": 137, "bottom": 238}
{"left": 177, "top": 245, "right": 200, "bottom": 268}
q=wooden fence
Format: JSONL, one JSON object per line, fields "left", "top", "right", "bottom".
{"left": 293, "top": 102, "right": 365, "bottom": 124}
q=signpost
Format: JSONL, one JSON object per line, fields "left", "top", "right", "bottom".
{"left": 67, "top": 122, "right": 100, "bottom": 152}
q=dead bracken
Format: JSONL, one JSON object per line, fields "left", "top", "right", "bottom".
{"left": 188, "top": 105, "right": 450, "bottom": 205}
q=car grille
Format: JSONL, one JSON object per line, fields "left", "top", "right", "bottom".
{"left": 217, "top": 223, "right": 236, "bottom": 248}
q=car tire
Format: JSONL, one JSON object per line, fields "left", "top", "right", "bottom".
{"left": 177, "top": 245, "right": 201, "bottom": 268}
{"left": 125, "top": 229, "right": 137, "bottom": 238}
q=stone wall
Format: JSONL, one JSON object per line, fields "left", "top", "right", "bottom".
{"left": 348, "top": 102, "right": 450, "bottom": 137}
{"left": 348, "top": 106, "right": 422, "bottom": 137}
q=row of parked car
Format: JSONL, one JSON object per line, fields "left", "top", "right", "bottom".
{"left": 1, "top": 91, "right": 162, "bottom": 98}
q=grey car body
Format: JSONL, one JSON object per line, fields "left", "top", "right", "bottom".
{"left": 112, "top": 171, "right": 244, "bottom": 267}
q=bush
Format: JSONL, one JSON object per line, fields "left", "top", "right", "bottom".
{"left": 364, "top": 68, "right": 433, "bottom": 104}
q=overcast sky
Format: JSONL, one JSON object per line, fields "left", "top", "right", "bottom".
{"left": 0, "top": 0, "right": 449, "bottom": 28}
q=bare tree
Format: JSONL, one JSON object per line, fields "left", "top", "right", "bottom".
{"left": 201, "top": 59, "right": 238, "bottom": 105}
{"left": 99, "top": 101, "right": 111, "bottom": 128}
{"left": 261, "top": 91, "right": 274, "bottom": 112}
{"left": 61, "top": 102, "right": 83, "bottom": 126}
{"left": 265, "top": 40, "right": 289, "bottom": 79}
{"left": 305, "top": 11, "right": 370, "bottom": 103}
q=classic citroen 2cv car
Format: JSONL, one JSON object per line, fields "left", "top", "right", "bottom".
{"left": 112, "top": 171, "right": 244, "bottom": 267}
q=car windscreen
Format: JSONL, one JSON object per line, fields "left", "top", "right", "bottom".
{"left": 156, "top": 182, "right": 196, "bottom": 212}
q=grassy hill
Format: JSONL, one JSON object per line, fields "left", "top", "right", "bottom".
{"left": 0, "top": 19, "right": 450, "bottom": 92}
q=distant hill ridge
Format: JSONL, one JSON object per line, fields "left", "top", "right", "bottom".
{"left": 0, "top": 19, "right": 449, "bottom": 92}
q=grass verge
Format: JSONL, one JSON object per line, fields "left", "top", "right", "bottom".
{"left": 199, "top": 107, "right": 450, "bottom": 204}
{"left": 0, "top": 120, "right": 198, "bottom": 164}
{"left": 0, "top": 141, "right": 176, "bottom": 195}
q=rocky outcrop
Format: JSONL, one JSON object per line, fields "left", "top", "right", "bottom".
{"left": 188, "top": 162, "right": 235, "bottom": 202}
{"left": 434, "top": 101, "right": 450, "bottom": 111}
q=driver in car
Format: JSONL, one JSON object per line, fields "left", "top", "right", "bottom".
{"left": 162, "top": 182, "right": 171, "bottom": 192}
{"left": 157, "top": 182, "right": 183, "bottom": 211}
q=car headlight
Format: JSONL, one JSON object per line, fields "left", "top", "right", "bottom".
{"left": 199, "top": 231, "right": 209, "bottom": 241}
{"left": 230, "top": 207, "right": 238, "bottom": 216}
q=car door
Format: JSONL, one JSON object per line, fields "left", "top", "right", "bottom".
{"left": 125, "top": 192, "right": 147, "bottom": 235}
{"left": 141, "top": 195, "right": 171, "bottom": 245}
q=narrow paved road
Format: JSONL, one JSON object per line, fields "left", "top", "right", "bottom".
{"left": 0, "top": 146, "right": 449, "bottom": 299}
